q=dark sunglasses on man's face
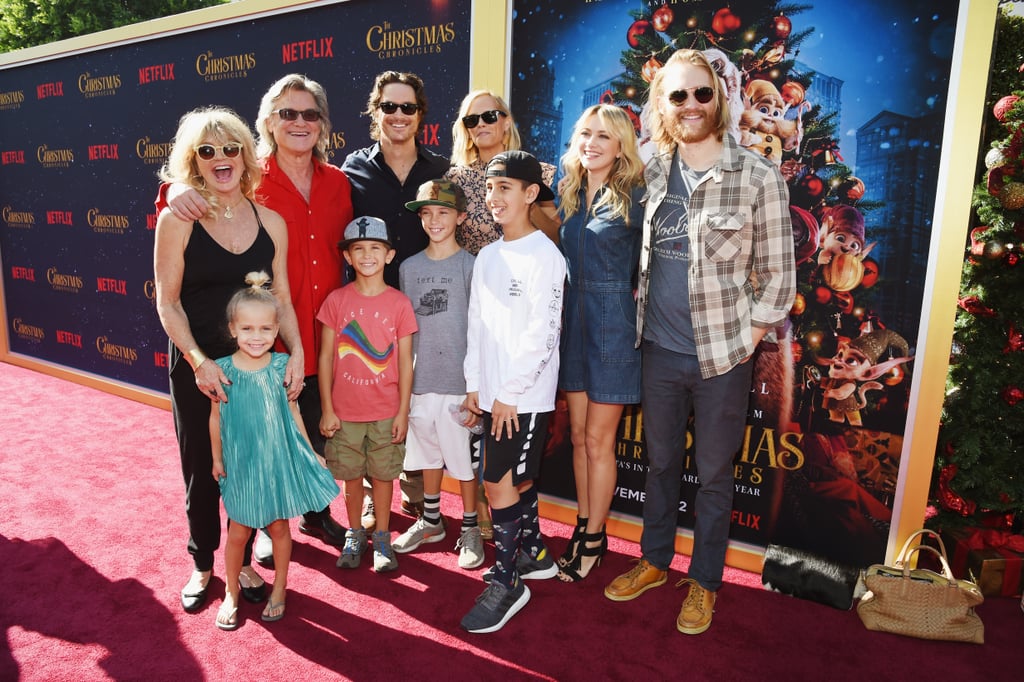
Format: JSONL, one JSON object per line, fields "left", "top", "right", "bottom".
{"left": 194, "top": 143, "right": 242, "bottom": 160}
{"left": 379, "top": 101, "right": 420, "bottom": 115}
{"left": 274, "top": 108, "right": 322, "bottom": 122}
{"left": 462, "top": 109, "right": 507, "bottom": 129}
{"left": 667, "top": 86, "right": 715, "bottom": 106}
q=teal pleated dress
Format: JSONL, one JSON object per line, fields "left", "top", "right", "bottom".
{"left": 215, "top": 353, "right": 339, "bottom": 528}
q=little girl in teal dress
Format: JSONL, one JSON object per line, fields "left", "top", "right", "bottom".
{"left": 211, "top": 271, "right": 339, "bottom": 630}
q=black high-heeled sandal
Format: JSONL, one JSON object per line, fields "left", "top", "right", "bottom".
{"left": 557, "top": 529, "right": 606, "bottom": 582}
{"left": 557, "top": 517, "right": 588, "bottom": 568}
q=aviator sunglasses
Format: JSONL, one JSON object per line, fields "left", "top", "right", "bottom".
{"left": 379, "top": 101, "right": 420, "bottom": 115}
{"left": 462, "top": 109, "right": 507, "bottom": 129}
{"left": 667, "top": 86, "right": 715, "bottom": 106}
{"left": 274, "top": 108, "right": 322, "bottom": 122}
{"left": 194, "top": 143, "right": 242, "bottom": 160}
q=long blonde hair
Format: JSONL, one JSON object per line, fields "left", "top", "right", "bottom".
{"left": 159, "top": 106, "right": 261, "bottom": 217}
{"left": 450, "top": 90, "right": 522, "bottom": 167}
{"left": 559, "top": 104, "right": 644, "bottom": 224}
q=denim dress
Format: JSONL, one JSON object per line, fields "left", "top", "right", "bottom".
{"left": 558, "top": 184, "right": 644, "bottom": 403}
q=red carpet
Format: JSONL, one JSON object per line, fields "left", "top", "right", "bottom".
{"left": 1, "top": 361, "right": 1020, "bottom": 681}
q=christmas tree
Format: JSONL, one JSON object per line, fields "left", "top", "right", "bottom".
{"left": 932, "top": 7, "right": 1024, "bottom": 530}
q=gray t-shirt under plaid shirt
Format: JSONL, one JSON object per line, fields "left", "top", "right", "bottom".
{"left": 399, "top": 248, "right": 475, "bottom": 395}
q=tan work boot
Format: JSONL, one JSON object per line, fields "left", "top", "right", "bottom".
{"left": 604, "top": 559, "right": 668, "bottom": 601}
{"left": 676, "top": 578, "right": 716, "bottom": 635}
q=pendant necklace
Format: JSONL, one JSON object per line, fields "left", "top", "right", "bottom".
{"left": 223, "top": 196, "right": 245, "bottom": 220}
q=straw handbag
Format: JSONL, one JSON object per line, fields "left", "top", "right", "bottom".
{"left": 857, "top": 528, "right": 984, "bottom": 643}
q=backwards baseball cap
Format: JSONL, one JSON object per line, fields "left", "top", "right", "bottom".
{"left": 405, "top": 179, "right": 468, "bottom": 213}
{"left": 485, "top": 150, "right": 554, "bottom": 201}
{"left": 338, "top": 216, "right": 392, "bottom": 250}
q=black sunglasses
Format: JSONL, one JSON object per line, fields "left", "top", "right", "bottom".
{"left": 194, "top": 143, "right": 242, "bottom": 160}
{"left": 667, "top": 86, "right": 715, "bottom": 106}
{"left": 379, "top": 101, "right": 420, "bottom": 115}
{"left": 274, "top": 108, "right": 322, "bottom": 122}
{"left": 462, "top": 109, "right": 507, "bottom": 129}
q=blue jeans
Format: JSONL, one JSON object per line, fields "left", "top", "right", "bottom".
{"left": 639, "top": 342, "right": 753, "bottom": 591}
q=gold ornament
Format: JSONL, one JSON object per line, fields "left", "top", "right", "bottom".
{"left": 999, "top": 181, "right": 1024, "bottom": 210}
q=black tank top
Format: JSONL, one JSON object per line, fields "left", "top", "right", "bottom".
{"left": 179, "top": 200, "right": 276, "bottom": 359}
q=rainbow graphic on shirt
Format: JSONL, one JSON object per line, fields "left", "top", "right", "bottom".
{"left": 336, "top": 320, "right": 393, "bottom": 375}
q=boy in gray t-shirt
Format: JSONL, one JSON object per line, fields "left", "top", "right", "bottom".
{"left": 395, "top": 180, "right": 483, "bottom": 570}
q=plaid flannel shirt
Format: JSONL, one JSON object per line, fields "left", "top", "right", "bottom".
{"left": 636, "top": 135, "right": 796, "bottom": 379}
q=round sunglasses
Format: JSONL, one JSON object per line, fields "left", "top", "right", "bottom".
{"left": 667, "top": 86, "right": 715, "bottom": 106}
{"left": 379, "top": 101, "right": 420, "bottom": 115}
{"left": 194, "top": 143, "right": 242, "bottom": 160}
{"left": 274, "top": 108, "right": 322, "bottom": 122}
{"left": 462, "top": 109, "right": 507, "bottom": 129}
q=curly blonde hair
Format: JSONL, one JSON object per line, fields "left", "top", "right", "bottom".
{"left": 159, "top": 106, "right": 261, "bottom": 218}
{"left": 559, "top": 104, "right": 644, "bottom": 224}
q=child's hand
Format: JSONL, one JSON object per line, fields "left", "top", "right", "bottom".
{"left": 212, "top": 459, "right": 226, "bottom": 481}
{"left": 490, "top": 399, "right": 519, "bottom": 442}
{"left": 391, "top": 412, "right": 408, "bottom": 444}
{"left": 463, "top": 392, "right": 482, "bottom": 415}
{"left": 320, "top": 413, "right": 341, "bottom": 439}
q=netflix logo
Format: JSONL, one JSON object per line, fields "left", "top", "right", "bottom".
{"left": 87, "top": 144, "right": 119, "bottom": 161}
{"left": 36, "top": 81, "right": 64, "bottom": 98}
{"left": 96, "top": 277, "right": 127, "bottom": 295}
{"left": 11, "top": 266, "right": 35, "bottom": 281}
{"left": 1, "top": 150, "right": 25, "bottom": 164}
{"left": 154, "top": 351, "right": 169, "bottom": 368}
{"left": 55, "top": 329, "right": 83, "bottom": 348}
{"left": 138, "top": 63, "right": 175, "bottom": 84}
{"left": 282, "top": 37, "right": 334, "bottom": 63}
{"left": 47, "top": 211, "right": 72, "bottom": 225}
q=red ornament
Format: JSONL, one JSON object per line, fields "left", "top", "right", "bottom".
{"left": 641, "top": 56, "right": 663, "bottom": 83}
{"left": 627, "top": 19, "right": 654, "bottom": 48}
{"left": 1000, "top": 385, "right": 1024, "bottom": 406}
{"left": 987, "top": 166, "right": 1008, "bottom": 197}
{"left": 1004, "top": 323, "right": 1024, "bottom": 353}
{"left": 882, "top": 364, "right": 904, "bottom": 386}
{"left": 860, "top": 257, "right": 879, "bottom": 288}
{"left": 937, "top": 463, "right": 977, "bottom": 516}
{"left": 790, "top": 292, "right": 806, "bottom": 315}
{"left": 994, "top": 95, "right": 1020, "bottom": 123}
{"left": 711, "top": 7, "right": 741, "bottom": 35}
{"left": 957, "top": 295, "right": 997, "bottom": 317}
{"left": 797, "top": 173, "right": 824, "bottom": 200}
{"left": 652, "top": 5, "right": 674, "bottom": 33}
{"left": 833, "top": 290, "right": 854, "bottom": 314}
{"left": 780, "top": 81, "right": 805, "bottom": 108}
{"left": 1006, "top": 251, "right": 1020, "bottom": 267}
{"left": 813, "top": 286, "right": 832, "bottom": 305}
{"left": 770, "top": 13, "right": 792, "bottom": 41}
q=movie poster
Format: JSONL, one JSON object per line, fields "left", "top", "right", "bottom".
{"left": 0, "top": 0, "right": 471, "bottom": 393}
{"left": 515, "top": 0, "right": 960, "bottom": 565}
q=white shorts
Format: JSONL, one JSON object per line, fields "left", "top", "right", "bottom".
{"left": 404, "top": 392, "right": 475, "bottom": 480}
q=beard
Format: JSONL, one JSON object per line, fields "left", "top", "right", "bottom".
{"left": 666, "top": 110, "right": 717, "bottom": 145}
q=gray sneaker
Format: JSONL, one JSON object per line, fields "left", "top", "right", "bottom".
{"left": 460, "top": 579, "right": 531, "bottom": 633}
{"left": 482, "top": 544, "right": 558, "bottom": 582}
{"left": 393, "top": 517, "right": 446, "bottom": 554}
{"left": 336, "top": 528, "right": 367, "bottom": 569}
{"left": 456, "top": 526, "right": 485, "bottom": 570}
{"left": 372, "top": 530, "right": 398, "bottom": 573}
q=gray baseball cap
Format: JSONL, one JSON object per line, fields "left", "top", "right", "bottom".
{"left": 338, "top": 216, "right": 392, "bottom": 249}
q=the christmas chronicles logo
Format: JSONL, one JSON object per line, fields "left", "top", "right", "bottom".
{"left": 47, "top": 267, "right": 84, "bottom": 294}
{"left": 365, "top": 20, "right": 456, "bottom": 58}
{"left": 143, "top": 279, "right": 157, "bottom": 306}
{"left": 136, "top": 136, "right": 172, "bottom": 165}
{"left": 55, "top": 329, "right": 82, "bottom": 348}
{"left": 326, "top": 131, "right": 347, "bottom": 162}
{"left": 3, "top": 205, "right": 35, "bottom": 229}
{"left": 11, "top": 266, "right": 35, "bottom": 282}
{"left": 96, "top": 335, "right": 139, "bottom": 366}
{"left": 36, "top": 81, "right": 64, "bottom": 99}
{"left": 87, "top": 207, "right": 130, "bottom": 235}
{"left": 2, "top": 150, "right": 25, "bottom": 164}
{"left": 12, "top": 318, "right": 45, "bottom": 343}
{"left": 282, "top": 36, "right": 334, "bottom": 64}
{"left": 96, "top": 276, "right": 127, "bottom": 295}
{"left": 37, "top": 144, "right": 74, "bottom": 169}
{"left": 0, "top": 89, "right": 25, "bottom": 110}
{"left": 88, "top": 143, "right": 119, "bottom": 161}
{"left": 47, "top": 210, "right": 72, "bottom": 225}
{"left": 195, "top": 50, "right": 256, "bottom": 82}
{"left": 78, "top": 72, "right": 122, "bottom": 98}
{"left": 138, "top": 63, "right": 175, "bottom": 84}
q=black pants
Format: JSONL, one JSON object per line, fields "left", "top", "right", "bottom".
{"left": 169, "top": 346, "right": 253, "bottom": 571}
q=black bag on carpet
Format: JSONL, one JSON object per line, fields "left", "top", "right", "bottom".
{"left": 761, "top": 543, "right": 863, "bottom": 610}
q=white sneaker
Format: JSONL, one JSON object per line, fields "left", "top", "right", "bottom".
{"left": 392, "top": 516, "right": 446, "bottom": 554}
{"left": 456, "top": 526, "right": 485, "bottom": 569}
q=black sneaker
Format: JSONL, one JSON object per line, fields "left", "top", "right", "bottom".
{"left": 482, "top": 546, "right": 558, "bottom": 583}
{"left": 460, "top": 580, "right": 531, "bottom": 633}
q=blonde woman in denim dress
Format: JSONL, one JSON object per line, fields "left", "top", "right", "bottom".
{"left": 556, "top": 104, "right": 645, "bottom": 582}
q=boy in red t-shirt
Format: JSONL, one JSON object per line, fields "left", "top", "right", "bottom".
{"left": 317, "top": 216, "right": 417, "bottom": 573}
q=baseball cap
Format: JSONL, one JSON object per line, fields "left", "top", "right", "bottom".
{"left": 405, "top": 179, "right": 468, "bottom": 212}
{"left": 485, "top": 150, "right": 554, "bottom": 201}
{"left": 338, "top": 216, "right": 392, "bottom": 250}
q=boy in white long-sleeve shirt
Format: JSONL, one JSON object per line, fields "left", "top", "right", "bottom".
{"left": 460, "top": 151, "right": 565, "bottom": 634}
